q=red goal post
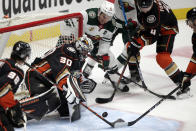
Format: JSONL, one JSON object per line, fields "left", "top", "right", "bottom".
{"left": 0, "top": 13, "right": 83, "bottom": 60}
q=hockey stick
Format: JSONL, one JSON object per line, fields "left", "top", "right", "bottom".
{"left": 134, "top": 56, "right": 176, "bottom": 100}
{"left": 23, "top": 62, "right": 126, "bottom": 127}
{"left": 95, "top": 57, "right": 130, "bottom": 103}
{"left": 119, "top": 73, "right": 176, "bottom": 99}
{"left": 87, "top": 54, "right": 175, "bottom": 100}
{"left": 87, "top": 54, "right": 128, "bottom": 93}
{"left": 118, "top": 0, "right": 176, "bottom": 100}
{"left": 112, "top": 85, "right": 181, "bottom": 127}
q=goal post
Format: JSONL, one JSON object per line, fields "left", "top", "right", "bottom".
{"left": 0, "top": 12, "right": 83, "bottom": 60}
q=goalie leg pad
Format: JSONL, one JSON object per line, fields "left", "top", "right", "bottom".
{"left": 20, "top": 87, "right": 60, "bottom": 120}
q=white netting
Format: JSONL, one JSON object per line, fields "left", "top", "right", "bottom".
{"left": 0, "top": 13, "right": 83, "bottom": 62}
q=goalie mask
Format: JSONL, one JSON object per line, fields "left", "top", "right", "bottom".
{"left": 75, "top": 35, "right": 94, "bottom": 60}
{"left": 11, "top": 41, "right": 31, "bottom": 62}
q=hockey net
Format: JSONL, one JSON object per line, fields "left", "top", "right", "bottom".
{"left": 0, "top": 12, "right": 83, "bottom": 61}
{"left": 0, "top": 13, "right": 83, "bottom": 99}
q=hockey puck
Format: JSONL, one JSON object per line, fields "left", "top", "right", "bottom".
{"left": 102, "top": 112, "right": 108, "bottom": 117}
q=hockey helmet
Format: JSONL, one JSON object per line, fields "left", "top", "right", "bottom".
{"left": 137, "top": 0, "right": 153, "bottom": 13}
{"left": 11, "top": 41, "right": 31, "bottom": 61}
{"left": 100, "top": 1, "right": 115, "bottom": 17}
{"left": 75, "top": 35, "right": 94, "bottom": 57}
{"left": 186, "top": 8, "right": 196, "bottom": 26}
{"left": 187, "top": 8, "right": 196, "bottom": 20}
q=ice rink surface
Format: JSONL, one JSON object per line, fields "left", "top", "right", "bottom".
{"left": 12, "top": 20, "right": 196, "bottom": 131}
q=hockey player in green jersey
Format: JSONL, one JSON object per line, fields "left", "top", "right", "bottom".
{"left": 81, "top": 0, "right": 117, "bottom": 77}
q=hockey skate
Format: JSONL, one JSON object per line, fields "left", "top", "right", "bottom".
{"left": 176, "top": 87, "right": 193, "bottom": 99}
{"left": 103, "top": 72, "right": 129, "bottom": 92}
{"left": 120, "top": 70, "right": 141, "bottom": 86}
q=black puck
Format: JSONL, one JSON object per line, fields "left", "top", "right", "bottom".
{"left": 102, "top": 112, "right": 108, "bottom": 117}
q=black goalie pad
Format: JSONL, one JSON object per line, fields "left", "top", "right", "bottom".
{"left": 20, "top": 87, "right": 60, "bottom": 120}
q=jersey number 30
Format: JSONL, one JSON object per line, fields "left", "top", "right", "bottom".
{"left": 60, "top": 57, "right": 72, "bottom": 66}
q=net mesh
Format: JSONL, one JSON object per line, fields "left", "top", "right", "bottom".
{"left": 0, "top": 13, "right": 83, "bottom": 63}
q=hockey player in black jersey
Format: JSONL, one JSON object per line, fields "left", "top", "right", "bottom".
{"left": 24, "top": 35, "right": 95, "bottom": 121}
{"left": 0, "top": 41, "right": 31, "bottom": 131}
{"left": 125, "top": 0, "right": 183, "bottom": 86}
{"left": 176, "top": 7, "right": 196, "bottom": 98}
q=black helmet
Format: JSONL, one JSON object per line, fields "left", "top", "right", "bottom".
{"left": 137, "top": 0, "right": 153, "bottom": 8}
{"left": 11, "top": 41, "right": 31, "bottom": 61}
{"left": 186, "top": 7, "right": 196, "bottom": 20}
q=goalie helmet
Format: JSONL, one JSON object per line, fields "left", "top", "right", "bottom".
{"left": 100, "top": 0, "right": 114, "bottom": 17}
{"left": 75, "top": 35, "right": 93, "bottom": 59}
{"left": 11, "top": 41, "right": 31, "bottom": 61}
{"left": 186, "top": 8, "right": 196, "bottom": 20}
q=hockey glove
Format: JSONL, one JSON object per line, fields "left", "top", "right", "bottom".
{"left": 64, "top": 75, "right": 86, "bottom": 104}
{"left": 7, "top": 102, "right": 25, "bottom": 128}
{"left": 181, "top": 72, "right": 191, "bottom": 89}
{"left": 80, "top": 78, "right": 97, "bottom": 94}
{"left": 127, "top": 40, "right": 141, "bottom": 56}
{"left": 176, "top": 72, "right": 192, "bottom": 96}
{"left": 98, "top": 54, "right": 110, "bottom": 71}
{"left": 124, "top": 19, "right": 138, "bottom": 37}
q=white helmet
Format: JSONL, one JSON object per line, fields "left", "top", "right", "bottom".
{"left": 76, "top": 35, "right": 94, "bottom": 55}
{"left": 100, "top": 1, "right": 115, "bottom": 17}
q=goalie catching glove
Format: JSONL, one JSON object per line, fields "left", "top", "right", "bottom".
{"left": 63, "top": 75, "right": 86, "bottom": 104}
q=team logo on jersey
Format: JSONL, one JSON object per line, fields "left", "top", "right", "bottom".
{"left": 88, "top": 11, "right": 96, "bottom": 19}
{"left": 67, "top": 47, "right": 76, "bottom": 53}
{"left": 147, "top": 15, "right": 156, "bottom": 23}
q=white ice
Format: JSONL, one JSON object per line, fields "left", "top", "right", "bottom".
{"left": 10, "top": 20, "right": 196, "bottom": 131}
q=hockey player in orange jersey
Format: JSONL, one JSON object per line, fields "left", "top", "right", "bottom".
{"left": 0, "top": 41, "right": 31, "bottom": 131}
{"left": 176, "top": 7, "right": 196, "bottom": 98}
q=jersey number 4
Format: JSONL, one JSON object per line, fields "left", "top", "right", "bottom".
{"left": 60, "top": 57, "right": 72, "bottom": 66}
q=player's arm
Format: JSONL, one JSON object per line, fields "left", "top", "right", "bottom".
{"left": 0, "top": 72, "right": 24, "bottom": 128}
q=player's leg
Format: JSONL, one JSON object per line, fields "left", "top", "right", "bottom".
{"left": 24, "top": 70, "right": 61, "bottom": 120}
{"left": 156, "top": 34, "right": 183, "bottom": 85}
{"left": 102, "top": 50, "right": 129, "bottom": 92}
{"left": 82, "top": 44, "right": 99, "bottom": 78}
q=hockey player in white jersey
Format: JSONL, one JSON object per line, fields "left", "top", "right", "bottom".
{"left": 103, "top": 0, "right": 141, "bottom": 86}
{"left": 81, "top": 0, "right": 130, "bottom": 92}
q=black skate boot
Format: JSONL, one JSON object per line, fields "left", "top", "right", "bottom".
{"left": 103, "top": 69, "right": 129, "bottom": 92}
